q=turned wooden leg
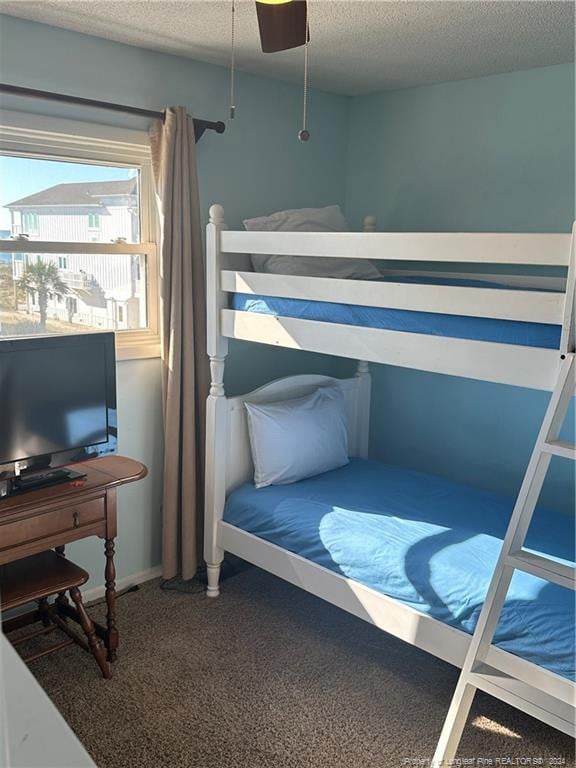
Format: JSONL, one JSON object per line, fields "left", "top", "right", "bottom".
{"left": 55, "top": 590, "right": 70, "bottom": 615}
{"left": 69, "top": 587, "right": 111, "bottom": 679}
{"left": 105, "top": 538, "right": 118, "bottom": 662}
{"left": 54, "top": 548, "right": 69, "bottom": 619}
{"left": 38, "top": 597, "right": 51, "bottom": 627}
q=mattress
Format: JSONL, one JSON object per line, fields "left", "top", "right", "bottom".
{"left": 230, "top": 275, "right": 561, "bottom": 349}
{"left": 224, "top": 458, "right": 575, "bottom": 679}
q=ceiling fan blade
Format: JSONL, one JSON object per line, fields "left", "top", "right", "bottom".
{"left": 255, "top": 0, "right": 308, "bottom": 53}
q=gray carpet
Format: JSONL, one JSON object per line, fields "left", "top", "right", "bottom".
{"left": 24, "top": 568, "right": 574, "bottom": 768}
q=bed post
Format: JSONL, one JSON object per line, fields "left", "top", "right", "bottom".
{"left": 355, "top": 361, "right": 371, "bottom": 458}
{"left": 559, "top": 221, "right": 576, "bottom": 355}
{"left": 204, "top": 204, "right": 229, "bottom": 598}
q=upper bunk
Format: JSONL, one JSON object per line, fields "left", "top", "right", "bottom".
{"left": 206, "top": 205, "right": 575, "bottom": 392}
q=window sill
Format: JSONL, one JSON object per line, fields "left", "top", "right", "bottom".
{"left": 116, "top": 331, "right": 161, "bottom": 361}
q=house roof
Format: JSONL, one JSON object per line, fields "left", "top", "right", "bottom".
{"left": 7, "top": 178, "right": 138, "bottom": 208}
{"left": 70, "top": 286, "right": 107, "bottom": 308}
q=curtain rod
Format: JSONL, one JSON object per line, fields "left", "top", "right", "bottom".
{"left": 0, "top": 83, "right": 226, "bottom": 143}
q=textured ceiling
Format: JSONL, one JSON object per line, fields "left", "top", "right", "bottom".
{"left": 1, "top": 1, "right": 573, "bottom": 95}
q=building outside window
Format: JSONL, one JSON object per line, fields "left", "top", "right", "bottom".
{"left": 0, "top": 114, "right": 159, "bottom": 359}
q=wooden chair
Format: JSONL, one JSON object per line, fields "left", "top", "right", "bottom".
{"left": 0, "top": 550, "right": 111, "bottom": 679}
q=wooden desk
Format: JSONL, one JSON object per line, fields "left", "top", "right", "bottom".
{"left": 0, "top": 456, "right": 147, "bottom": 662}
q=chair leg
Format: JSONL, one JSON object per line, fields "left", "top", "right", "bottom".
{"left": 55, "top": 590, "right": 70, "bottom": 620}
{"left": 38, "top": 597, "right": 51, "bottom": 627}
{"left": 69, "top": 587, "right": 111, "bottom": 679}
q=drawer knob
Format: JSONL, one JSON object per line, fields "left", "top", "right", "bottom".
{"left": 73, "top": 511, "right": 80, "bottom": 528}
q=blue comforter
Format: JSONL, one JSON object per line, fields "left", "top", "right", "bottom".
{"left": 224, "top": 459, "right": 574, "bottom": 679}
{"left": 231, "top": 275, "right": 561, "bottom": 349}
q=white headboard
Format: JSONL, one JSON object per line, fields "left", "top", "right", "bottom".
{"left": 224, "top": 371, "right": 371, "bottom": 495}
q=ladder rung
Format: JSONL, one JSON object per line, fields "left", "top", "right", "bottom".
{"left": 543, "top": 440, "right": 576, "bottom": 460}
{"left": 469, "top": 664, "right": 575, "bottom": 737}
{"left": 507, "top": 549, "right": 575, "bottom": 590}
{"left": 485, "top": 645, "right": 575, "bottom": 706}
{"left": 432, "top": 356, "right": 576, "bottom": 766}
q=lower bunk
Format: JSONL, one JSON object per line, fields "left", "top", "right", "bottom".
{"left": 221, "top": 458, "right": 574, "bottom": 682}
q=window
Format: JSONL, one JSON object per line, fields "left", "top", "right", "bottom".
{"left": 0, "top": 113, "right": 159, "bottom": 359}
{"left": 22, "top": 211, "right": 38, "bottom": 233}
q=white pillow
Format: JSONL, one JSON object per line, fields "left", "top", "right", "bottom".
{"left": 243, "top": 205, "right": 381, "bottom": 280}
{"left": 244, "top": 384, "right": 349, "bottom": 489}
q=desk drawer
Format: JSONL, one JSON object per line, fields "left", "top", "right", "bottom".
{"left": 0, "top": 498, "right": 105, "bottom": 551}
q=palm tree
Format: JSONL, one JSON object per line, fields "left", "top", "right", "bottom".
{"left": 17, "top": 258, "right": 68, "bottom": 331}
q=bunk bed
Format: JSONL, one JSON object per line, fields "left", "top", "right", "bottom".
{"left": 203, "top": 204, "right": 575, "bottom": 751}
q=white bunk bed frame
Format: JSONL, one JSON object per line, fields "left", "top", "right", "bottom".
{"left": 204, "top": 204, "right": 575, "bottom": 748}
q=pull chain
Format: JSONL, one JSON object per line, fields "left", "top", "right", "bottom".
{"left": 229, "top": 0, "right": 236, "bottom": 119}
{"left": 298, "top": 28, "right": 310, "bottom": 142}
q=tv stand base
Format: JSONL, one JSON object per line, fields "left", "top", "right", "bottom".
{"left": 7, "top": 468, "right": 87, "bottom": 497}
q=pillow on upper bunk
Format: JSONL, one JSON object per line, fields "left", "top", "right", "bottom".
{"left": 244, "top": 384, "right": 349, "bottom": 489}
{"left": 243, "top": 205, "right": 381, "bottom": 280}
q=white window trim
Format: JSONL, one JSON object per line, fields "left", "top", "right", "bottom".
{"left": 0, "top": 111, "right": 161, "bottom": 361}
{"left": 22, "top": 211, "right": 39, "bottom": 233}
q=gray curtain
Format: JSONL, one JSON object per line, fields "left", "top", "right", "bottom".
{"left": 150, "top": 107, "right": 208, "bottom": 581}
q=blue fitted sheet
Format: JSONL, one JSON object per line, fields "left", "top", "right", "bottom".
{"left": 224, "top": 459, "right": 575, "bottom": 679}
{"left": 231, "top": 275, "right": 561, "bottom": 349}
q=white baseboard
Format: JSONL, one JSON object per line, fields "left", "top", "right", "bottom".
{"left": 83, "top": 565, "right": 163, "bottom": 604}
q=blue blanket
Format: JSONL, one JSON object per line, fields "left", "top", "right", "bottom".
{"left": 224, "top": 459, "right": 574, "bottom": 679}
{"left": 231, "top": 275, "right": 561, "bottom": 349}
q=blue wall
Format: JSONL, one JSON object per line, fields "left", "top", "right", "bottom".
{"left": 0, "top": 15, "right": 350, "bottom": 231}
{"left": 0, "top": 16, "right": 353, "bottom": 400}
{"left": 346, "top": 64, "right": 575, "bottom": 512}
{"left": 0, "top": 15, "right": 352, "bottom": 586}
{"left": 346, "top": 64, "right": 574, "bottom": 232}
{"left": 0, "top": 13, "right": 572, "bottom": 587}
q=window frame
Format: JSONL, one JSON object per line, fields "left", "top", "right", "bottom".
{"left": 22, "top": 211, "right": 39, "bottom": 233}
{"left": 0, "top": 111, "right": 160, "bottom": 361}
{"left": 87, "top": 212, "right": 101, "bottom": 230}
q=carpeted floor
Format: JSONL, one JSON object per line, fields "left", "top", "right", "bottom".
{"left": 22, "top": 568, "right": 574, "bottom": 768}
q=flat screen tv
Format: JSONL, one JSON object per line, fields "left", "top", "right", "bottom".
{"left": 0, "top": 332, "right": 117, "bottom": 496}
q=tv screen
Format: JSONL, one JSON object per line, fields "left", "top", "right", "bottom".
{"left": 0, "top": 333, "right": 117, "bottom": 473}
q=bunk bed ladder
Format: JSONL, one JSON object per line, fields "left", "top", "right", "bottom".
{"left": 432, "top": 352, "right": 576, "bottom": 766}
